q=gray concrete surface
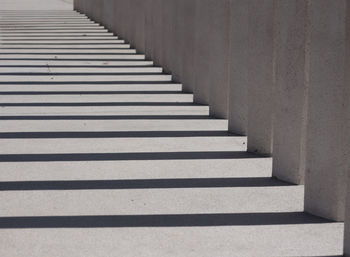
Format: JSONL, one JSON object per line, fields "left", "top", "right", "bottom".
{"left": 0, "top": 0, "right": 72, "bottom": 10}
{"left": 344, "top": 2, "right": 350, "bottom": 255}
{"left": 304, "top": 0, "right": 348, "bottom": 222}
{"left": 193, "top": 0, "right": 230, "bottom": 119}
{"left": 0, "top": 224, "right": 344, "bottom": 257}
{"left": 245, "top": 0, "right": 274, "bottom": 155}
{"left": 227, "top": 0, "right": 249, "bottom": 136}
{"left": 0, "top": 1, "right": 348, "bottom": 256}
{"left": 272, "top": 0, "right": 308, "bottom": 185}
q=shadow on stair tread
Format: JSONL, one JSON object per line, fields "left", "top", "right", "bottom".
{"left": 0, "top": 177, "right": 290, "bottom": 191}
{"left": 0, "top": 130, "right": 236, "bottom": 138}
{"left": 0, "top": 212, "right": 335, "bottom": 228}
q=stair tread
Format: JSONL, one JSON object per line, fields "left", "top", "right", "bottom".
{"left": 0, "top": 83, "right": 182, "bottom": 92}
{"left": 0, "top": 185, "right": 303, "bottom": 216}
{"left": 0, "top": 158, "right": 272, "bottom": 181}
{"left": 0, "top": 136, "right": 246, "bottom": 154}
{"left": 0, "top": 223, "right": 343, "bottom": 257}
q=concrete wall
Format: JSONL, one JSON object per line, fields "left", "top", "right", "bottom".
{"left": 272, "top": 0, "right": 308, "bottom": 184}
{"left": 344, "top": 1, "right": 350, "bottom": 255}
{"left": 304, "top": 0, "right": 348, "bottom": 222}
{"left": 74, "top": 0, "right": 350, "bottom": 252}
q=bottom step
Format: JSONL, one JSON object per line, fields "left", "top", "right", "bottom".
{"left": 0, "top": 221, "right": 343, "bottom": 257}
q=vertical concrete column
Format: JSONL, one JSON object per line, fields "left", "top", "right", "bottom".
{"left": 144, "top": 0, "right": 163, "bottom": 66}
{"left": 129, "top": 0, "right": 146, "bottom": 52}
{"left": 246, "top": 0, "right": 275, "bottom": 154}
{"left": 343, "top": 1, "right": 350, "bottom": 255}
{"left": 272, "top": 0, "right": 308, "bottom": 184}
{"left": 93, "top": 0, "right": 104, "bottom": 24}
{"left": 228, "top": 0, "right": 249, "bottom": 135}
{"left": 73, "top": 0, "right": 81, "bottom": 12}
{"left": 113, "top": 0, "right": 124, "bottom": 37}
{"left": 161, "top": 0, "right": 178, "bottom": 74}
{"left": 304, "top": 0, "right": 348, "bottom": 221}
{"left": 194, "top": 0, "right": 230, "bottom": 118}
{"left": 177, "top": 0, "right": 196, "bottom": 92}
{"left": 102, "top": 0, "right": 115, "bottom": 32}
{"left": 345, "top": 174, "right": 350, "bottom": 255}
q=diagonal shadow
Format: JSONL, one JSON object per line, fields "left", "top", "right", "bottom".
{"left": 0, "top": 177, "right": 287, "bottom": 191}
{"left": 0, "top": 151, "right": 267, "bottom": 162}
{"left": 0, "top": 212, "right": 334, "bottom": 229}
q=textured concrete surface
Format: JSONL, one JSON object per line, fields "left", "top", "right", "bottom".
{"left": 304, "top": 0, "right": 348, "bottom": 222}
{"left": 193, "top": 0, "right": 230, "bottom": 119}
{"left": 272, "top": 0, "right": 308, "bottom": 185}
{"left": 228, "top": 0, "right": 249, "bottom": 136}
{"left": 0, "top": 2, "right": 347, "bottom": 256}
{"left": 0, "top": 0, "right": 72, "bottom": 10}
{"left": 344, "top": 2, "right": 350, "bottom": 255}
{"left": 0, "top": 224, "right": 344, "bottom": 257}
{"left": 245, "top": 0, "right": 274, "bottom": 155}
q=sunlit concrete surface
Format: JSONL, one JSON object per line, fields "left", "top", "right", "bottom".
{"left": 0, "top": 0, "right": 72, "bottom": 10}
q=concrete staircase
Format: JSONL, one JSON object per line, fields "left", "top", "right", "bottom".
{"left": 0, "top": 10, "right": 344, "bottom": 257}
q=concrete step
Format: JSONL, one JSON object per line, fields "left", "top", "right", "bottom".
{"left": 0, "top": 48, "right": 136, "bottom": 54}
{"left": 0, "top": 54, "right": 145, "bottom": 60}
{"left": 0, "top": 29, "right": 109, "bottom": 32}
{"left": 0, "top": 157, "right": 272, "bottom": 181}
{"left": 0, "top": 49, "right": 136, "bottom": 54}
{"left": 0, "top": 83, "right": 181, "bottom": 92}
{"left": 0, "top": 74, "right": 171, "bottom": 82}
{"left": 0, "top": 19, "right": 96, "bottom": 23}
{"left": 0, "top": 94, "right": 193, "bottom": 103}
{"left": 0, "top": 60, "right": 153, "bottom": 65}
{"left": 0, "top": 39, "right": 124, "bottom": 44}
{"left": 0, "top": 33, "right": 114, "bottom": 36}
{"left": 0, "top": 24, "right": 102, "bottom": 28}
{"left": 0, "top": 17, "right": 89, "bottom": 21}
{"left": 0, "top": 16, "right": 89, "bottom": 20}
{"left": 0, "top": 105, "right": 209, "bottom": 116}
{"left": 0, "top": 67, "right": 161, "bottom": 73}
{"left": 0, "top": 119, "right": 228, "bottom": 133}
{"left": 0, "top": 136, "right": 246, "bottom": 154}
{"left": 0, "top": 13, "right": 91, "bottom": 16}
{"left": 1, "top": 43, "right": 130, "bottom": 47}
{"left": 0, "top": 22, "right": 97, "bottom": 26}
{"left": 0, "top": 44, "right": 130, "bottom": 48}
{"left": 0, "top": 25, "right": 103, "bottom": 28}
{"left": 0, "top": 36, "right": 117, "bottom": 40}
{"left": 0, "top": 223, "right": 343, "bottom": 257}
{"left": 0, "top": 184, "right": 302, "bottom": 216}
